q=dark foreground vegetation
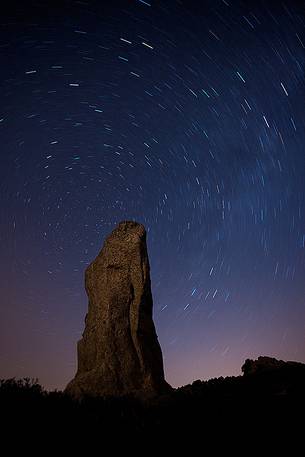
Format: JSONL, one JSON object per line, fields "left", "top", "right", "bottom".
{"left": 1, "top": 357, "right": 305, "bottom": 445}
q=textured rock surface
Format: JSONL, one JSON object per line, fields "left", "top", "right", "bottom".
{"left": 65, "top": 221, "right": 170, "bottom": 398}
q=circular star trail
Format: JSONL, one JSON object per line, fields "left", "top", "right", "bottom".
{"left": 1, "top": 0, "right": 305, "bottom": 389}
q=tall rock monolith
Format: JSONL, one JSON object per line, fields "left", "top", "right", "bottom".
{"left": 65, "top": 221, "right": 170, "bottom": 398}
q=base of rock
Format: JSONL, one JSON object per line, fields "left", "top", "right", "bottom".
{"left": 65, "top": 370, "right": 172, "bottom": 400}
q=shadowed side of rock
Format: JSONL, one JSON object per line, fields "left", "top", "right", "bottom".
{"left": 65, "top": 221, "right": 171, "bottom": 399}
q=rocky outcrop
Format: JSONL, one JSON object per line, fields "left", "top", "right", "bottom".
{"left": 65, "top": 221, "right": 170, "bottom": 398}
{"left": 242, "top": 356, "right": 304, "bottom": 376}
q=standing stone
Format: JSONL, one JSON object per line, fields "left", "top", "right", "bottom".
{"left": 65, "top": 221, "right": 170, "bottom": 398}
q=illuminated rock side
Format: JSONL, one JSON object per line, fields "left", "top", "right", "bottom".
{"left": 65, "top": 221, "right": 170, "bottom": 398}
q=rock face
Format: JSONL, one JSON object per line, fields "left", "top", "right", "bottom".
{"left": 65, "top": 221, "right": 170, "bottom": 398}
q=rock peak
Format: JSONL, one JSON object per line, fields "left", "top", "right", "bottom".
{"left": 116, "top": 220, "right": 145, "bottom": 231}
{"left": 106, "top": 220, "right": 146, "bottom": 243}
{"left": 66, "top": 220, "right": 170, "bottom": 399}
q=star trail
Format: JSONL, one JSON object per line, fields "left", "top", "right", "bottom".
{"left": 1, "top": 0, "right": 305, "bottom": 390}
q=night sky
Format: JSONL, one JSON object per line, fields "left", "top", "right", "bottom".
{"left": 1, "top": 0, "right": 305, "bottom": 391}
